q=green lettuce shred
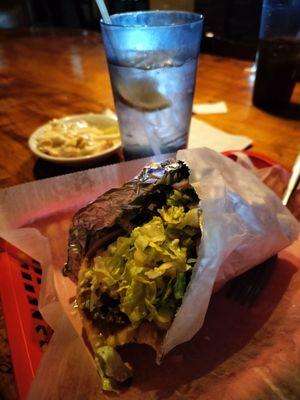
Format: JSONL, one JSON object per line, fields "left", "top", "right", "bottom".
{"left": 81, "top": 189, "right": 200, "bottom": 331}
{"left": 94, "top": 346, "right": 132, "bottom": 392}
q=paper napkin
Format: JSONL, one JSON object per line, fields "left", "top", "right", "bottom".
{"left": 193, "top": 101, "right": 228, "bottom": 115}
{"left": 188, "top": 117, "right": 252, "bottom": 152}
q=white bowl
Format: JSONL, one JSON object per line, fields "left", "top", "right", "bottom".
{"left": 28, "top": 113, "right": 121, "bottom": 166}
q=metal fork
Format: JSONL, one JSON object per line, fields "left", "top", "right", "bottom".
{"left": 227, "top": 153, "right": 300, "bottom": 306}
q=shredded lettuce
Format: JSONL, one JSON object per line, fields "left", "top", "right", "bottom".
{"left": 80, "top": 189, "right": 200, "bottom": 331}
{"left": 174, "top": 272, "right": 187, "bottom": 300}
{"left": 94, "top": 346, "right": 132, "bottom": 391}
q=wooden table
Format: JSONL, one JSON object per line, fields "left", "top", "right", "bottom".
{"left": 0, "top": 28, "right": 299, "bottom": 190}
{"left": 0, "top": 29, "right": 299, "bottom": 400}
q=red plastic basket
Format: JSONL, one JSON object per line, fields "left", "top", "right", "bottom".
{"left": 0, "top": 151, "right": 281, "bottom": 399}
{"left": 0, "top": 240, "right": 52, "bottom": 400}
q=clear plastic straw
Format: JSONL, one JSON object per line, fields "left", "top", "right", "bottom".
{"left": 95, "top": 0, "right": 111, "bottom": 24}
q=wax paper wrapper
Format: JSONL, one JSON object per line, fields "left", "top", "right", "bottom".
{"left": 163, "top": 148, "right": 299, "bottom": 355}
{"left": 0, "top": 148, "right": 299, "bottom": 400}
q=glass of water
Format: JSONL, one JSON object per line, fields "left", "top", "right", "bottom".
{"left": 100, "top": 11, "right": 203, "bottom": 160}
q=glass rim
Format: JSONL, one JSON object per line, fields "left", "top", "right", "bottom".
{"left": 100, "top": 10, "right": 204, "bottom": 29}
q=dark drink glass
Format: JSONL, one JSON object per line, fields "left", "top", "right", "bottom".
{"left": 253, "top": 0, "right": 300, "bottom": 111}
{"left": 253, "top": 37, "right": 300, "bottom": 109}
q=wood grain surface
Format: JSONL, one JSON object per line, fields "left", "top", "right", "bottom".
{"left": 0, "top": 28, "right": 299, "bottom": 190}
{"left": 0, "top": 28, "right": 299, "bottom": 400}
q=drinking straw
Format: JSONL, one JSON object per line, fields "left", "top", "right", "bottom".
{"left": 95, "top": 0, "right": 111, "bottom": 24}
